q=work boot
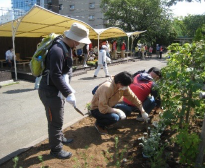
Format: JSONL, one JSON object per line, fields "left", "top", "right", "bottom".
{"left": 95, "top": 123, "right": 108, "bottom": 134}
{"left": 62, "top": 137, "right": 73, "bottom": 144}
{"left": 50, "top": 150, "right": 72, "bottom": 159}
{"left": 136, "top": 116, "right": 144, "bottom": 122}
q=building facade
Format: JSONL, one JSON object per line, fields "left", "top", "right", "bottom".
{"left": 2, "top": 0, "right": 105, "bottom": 28}
{"left": 59, "top": 0, "right": 105, "bottom": 28}
{"left": 43, "top": 0, "right": 59, "bottom": 13}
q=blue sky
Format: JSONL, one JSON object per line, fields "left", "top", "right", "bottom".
{"left": 0, "top": 0, "right": 204, "bottom": 17}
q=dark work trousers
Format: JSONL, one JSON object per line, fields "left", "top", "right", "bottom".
{"left": 90, "top": 104, "right": 131, "bottom": 128}
{"left": 38, "top": 89, "right": 65, "bottom": 152}
{"left": 6, "top": 60, "right": 14, "bottom": 68}
{"left": 91, "top": 109, "right": 120, "bottom": 128}
{"left": 159, "top": 51, "right": 162, "bottom": 59}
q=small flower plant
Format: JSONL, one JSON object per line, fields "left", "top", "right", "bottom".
{"left": 139, "top": 117, "right": 166, "bottom": 158}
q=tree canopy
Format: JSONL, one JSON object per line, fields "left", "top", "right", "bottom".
{"left": 100, "top": 0, "right": 177, "bottom": 46}
{"left": 166, "top": 0, "right": 201, "bottom": 6}
{"left": 173, "top": 15, "right": 205, "bottom": 38}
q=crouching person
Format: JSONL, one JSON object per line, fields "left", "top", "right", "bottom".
{"left": 90, "top": 71, "right": 149, "bottom": 135}
{"left": 122, "top": 67, "right": 162, "bottom": 121}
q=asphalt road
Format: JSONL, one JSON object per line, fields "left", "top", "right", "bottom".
{"left": 0, "top": 58, "right": 167, "bottom": 165}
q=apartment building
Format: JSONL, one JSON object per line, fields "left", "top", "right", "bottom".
{"left": 6, "top": 0, "right": 105, "bottom": 28}
{"left": 59, "top": 0, "right": 105, "bottom": 28}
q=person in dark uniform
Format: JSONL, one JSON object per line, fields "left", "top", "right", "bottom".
{"left": 38, "top": 23, "right": 91, "bottom": 159}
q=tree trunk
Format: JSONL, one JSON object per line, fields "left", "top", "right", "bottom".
{"left": 195, "top": 113, "right": 205, "bottom": 167}
{"left": 186, "top": 91, "right": 192, "bottom": 124}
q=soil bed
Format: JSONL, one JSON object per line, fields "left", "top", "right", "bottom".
{"left": 1, "top": 111, "right": 204, "bottom": 168}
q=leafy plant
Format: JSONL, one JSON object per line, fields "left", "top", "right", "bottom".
{"left": 103, "top": 136, "right": 127, "bottom": 168}
{"left": 38, "top": 155, "right": 47, "bottom": 168}
{"left": 150, "top": 145, "right": 167, "bottom": 168}
{"left": 85, "top": 103, "right": 91, "bottom": 111}
{"left": 140, "top": 132, "right": 161, "bottom": 158}
{"left": 72, "top": 66, "right": 77, "bottom": 72}
{"left": 12, "top": 156, "right": 22, "bottom": 168}
{"left": 113, "top": 136, "right": 127, "bottom": 168}
{"left": 174, "top": 126, "right": 201, "bottom": 165}
{"left": 72, "top": 145, "right": 93, "bottom": 168}
{"left": 138, "top": 117, "right": 168, "bottom": 162}
{"left": 158, "top": 40, "right": 205, "bottom": 128}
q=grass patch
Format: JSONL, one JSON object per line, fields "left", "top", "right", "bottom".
{"left": 1, "top": 81, "right": 20, "bottom": 87}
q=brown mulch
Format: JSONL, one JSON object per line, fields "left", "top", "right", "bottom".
{"left": 1, "top": 110, "right": 203, "bottom": 168}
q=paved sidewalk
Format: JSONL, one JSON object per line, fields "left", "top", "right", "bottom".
{"left": 0, "top": 58, "right": 167, "bottom": 165}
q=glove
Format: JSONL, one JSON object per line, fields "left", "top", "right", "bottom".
{"left": 141, "top": 112, "right": 149, "bottom": 123}
{"left": 66, "top": 93, "right": 76, "bottom": 107}
{"left": 116, "top": 109, "right": 126, "bottom": 120}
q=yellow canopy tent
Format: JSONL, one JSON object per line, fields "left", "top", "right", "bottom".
{"left": 0, "top": 5, "right": 97, "bottom": 80}
{"left": 0, "top": 6, "right": 97, "bottom": 38}
{"left": 93, "top": 28, "right": 146, "bottom": 56}
{"left": 0, "top": 5, "right": 146, "bottom": 80}
{"left": 94, "top": 27, "right": 127, "bottom": 55}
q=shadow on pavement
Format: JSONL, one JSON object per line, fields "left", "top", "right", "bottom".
{"left": 3, "top": 89, "right": 34, "bottom": 94}
{"left": 79, "top": 77, "right": 104, "bottom": 80}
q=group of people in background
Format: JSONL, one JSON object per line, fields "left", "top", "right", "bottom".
{"left": 135, "top": 44, "right": 163, "bottom": 59}
{"left": 71, "top": 39, "right": 128, "bottom": 68}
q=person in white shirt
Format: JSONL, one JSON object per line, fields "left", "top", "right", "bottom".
{"left": 5, "top": 46, "right": 15, "bottom": 68}
{"left": 94, "top": 45, "right": 110, "bottom": 78}
{"left": 106, "top": 40, "right": 111, "bottom": 58}
{"left": 83, "top": 44, "right": 89, "bottom": 67}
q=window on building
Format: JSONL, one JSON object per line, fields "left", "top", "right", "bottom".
{"left": 89, "top": 15, "right": 95, "bottom": 20}
{"left": 48, "top": 2, "right": 52, "bottom": 10}
{"left": 59, "top": 4, "right": 63, "bottom": 10}
{"left": 70, "top": 5, "right": 75, "bottom": 10}
{"left": 89, "top": 2, "right": 95, "bottom": 9}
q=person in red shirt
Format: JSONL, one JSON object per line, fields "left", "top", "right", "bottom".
{"left": 159, "top": 46, "right": 163, "bottom": 59}
{"left": 121, "top": 40, "right": 126, "bottom": 58}
{"left": 89, "top": 42, "right": 93, "bottom": 50}
{"left": 148, "top": 46, "right": 153, "bottom": 57}
{"left": 112, "top": 40, "right": 117, "bottom": 60}
{"left": 121, "top": 67, "right": 162, "bottom": 121}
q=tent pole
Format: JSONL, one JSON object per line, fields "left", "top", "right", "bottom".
{"left": 12, "top": 19, "right": 21, "bottom": 81}
{"left": 127, "top": 36, "right": 129, "bottom": 62}
{"left": 131, "top": 36, "right": 134, "bottom": 57}
{"left": 98, "top": 34, "right": 99, "bottom": 56}
{"left": 127, "top": 36, "right": 129, "bottom": 52}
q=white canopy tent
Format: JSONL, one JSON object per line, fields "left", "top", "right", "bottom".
{"left": 126, "top": 31, "right": 147, "bottom": 53}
